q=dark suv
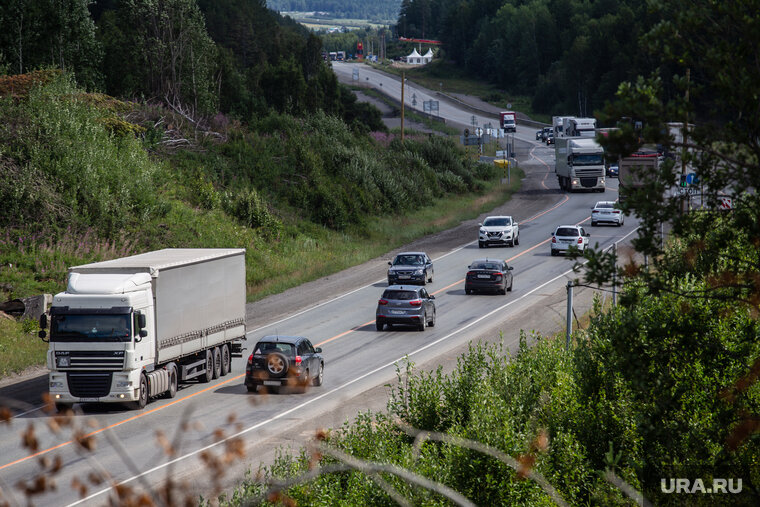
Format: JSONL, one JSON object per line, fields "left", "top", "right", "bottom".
{"left": 245, "top": 336, "right": 324, "bottom": 393}
{"left": 376, "top": 285, "right": 436, "bottom": 331}
{"left": 387, "top": 252, "right": 434, "bottom": 285}
{"left": 465, "top": 259, "right": 514, "bottom": 295}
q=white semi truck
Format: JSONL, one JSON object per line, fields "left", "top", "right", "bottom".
{"left": 555, "top": 137, "right": 606, "bottom": 192}
{"left": 39, "top": 248, "right": 247, "bottom": 410}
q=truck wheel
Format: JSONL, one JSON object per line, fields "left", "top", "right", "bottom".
{"left": 220, "top": 344, "right": 231, "bottom": 376}
{"left": 166, "top": 364, "right": 178, "bottom": 399}
{"left": 55, "top": 403, "right": 72, "bottom": 413}
{"left": 200, "top": 350, "right": 214, "bottom": 383}
{"left": 131, "top": 373, "right": 148, "bottom": 409}
{"left": 212, "top": 347, "right": 222, "bottom": 379}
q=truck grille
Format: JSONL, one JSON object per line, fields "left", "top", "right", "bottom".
{"left": 67, "top": 372, "right": 113, "bottom": 398}
{"left": 575, "top": 167, "right": 603, "bottom": 177}
{"left": 63, "top": 351, "right": 125, "bottom": 371}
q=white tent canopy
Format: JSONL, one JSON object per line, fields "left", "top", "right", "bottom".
{"left": 422, "top": 49, "right": 434, "bottom": 63}
{"left": 406, "top": 48, "right": 422, "bottom": 64}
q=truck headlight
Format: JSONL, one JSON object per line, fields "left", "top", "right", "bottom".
{"left": 56, "top": 357, "right": 70, "bottom": 367}
{"left": 49, "top": 381, "right": 64, "bottom": 389}
{"left": 116, "top": 381, "right": 133, "bottom": 388}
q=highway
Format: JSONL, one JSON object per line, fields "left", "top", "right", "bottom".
{"left": 0, "top": 70, "right": 633, "bottom": 506}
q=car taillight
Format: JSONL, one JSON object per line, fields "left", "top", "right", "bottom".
{"left": 378, "top": 299, "right": 388, "bottom": 305}
{"left": 410, "top": 300, "right": 422, "bottom": 306}
{"left": 613, "top": 210, "right": 621, "bottom": 214}
{"left": 247, "top": 354, "right": 253, "bottom": 364}
{"left": 467, "top": 271, "right": 475, "bottom": 277}
{"left": 552, "top": 237, "right": 557, "bottom": 243}
{"left": 577, "top": 237, "right": 583, "bottom": 244}
{"left": 295, "top": 356, "right": 302, "bottom": 365}
{"left": 592, "top": 210, "right": 599, "bottom": 213}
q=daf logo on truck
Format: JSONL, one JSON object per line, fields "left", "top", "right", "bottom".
{"left": 39, "top": 248, "right": 248, "bottom": 411}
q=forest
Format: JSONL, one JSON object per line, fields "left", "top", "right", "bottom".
{"left": 397, "top": 0, "right": 659, "bottom": 117}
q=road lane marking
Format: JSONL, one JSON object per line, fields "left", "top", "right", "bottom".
{"left": 0, "top": 374, "right": 244, "bottom": 472}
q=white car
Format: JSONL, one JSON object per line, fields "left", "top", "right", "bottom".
{"left": 550, "top": 225, "right": 590, "bottom": 256}
{"left": 591, "top": 201, "right": 624, "bottom": 226}
{"left": 478, "top": 216, "right": 519, "bottom": 248}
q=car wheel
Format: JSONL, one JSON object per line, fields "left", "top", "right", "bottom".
{"left": 418, "top": 315, "right": 425, "bottom": 331}
{"left": 220, "top": 344, "right": 231, "bottom": 376}
{"left": 212, "top": 347, "right": 222, "bottom": 380}
{"left": 478, "top": 241, "right": 484, "bottom": 248}
{"left": 130, "top": 373, "right": 148, "bottom": 409}
{"left": 500, "top": 285, "right": 507, "bottom": 295}
{"left": 200, "top": 349, "right": 214, "bottom": 383}
{"left": 313, "top": 362, "right": 324, "bottom": 386}
{"left": 618, "top": 220, "right": 623, "bottom": 227}
{"left": 428, "top": 271, "right": 433, "bottom": 283}
{"left": 165, "top": 364, "right": 178, "bottom": 399}
{"left": 465, "top": 288, "right": 472, "bottom": 295}
{"left": 376, "top": 320, "right": 384, "bottom": 331}
{"left": 508, "top": 280, "right": 513, "bottom": 292}
{"left": 266, "top": 352, "right": 289, "bottom": 378}
{"left": 591, "top": 221, "right": 597, "bottom": 227}
{"left": 421, "top": 276, "right": 427, "bottom": 286}
{"left": 508, "top": 240, "right": 514, "bottom": 247}
{"left": 551, "top": 250, "right": 557, "bottom": 257}
{"left": 428, "top": 310, "right": 435, "bottom": 327}
{"left": 246, "top": 385, "right": 258, "bottom": 393}
{"left": 515, "top": 235, "right": 519, "bottom": 246}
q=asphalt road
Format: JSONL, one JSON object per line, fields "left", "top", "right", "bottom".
{"left": 0, "top": 70, "right": 633, "bottom": 505}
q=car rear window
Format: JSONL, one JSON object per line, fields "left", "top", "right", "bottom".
{"left": 472, "top": 262, "right": 499, "bottom": 270}
{"left": 595, "top": 202, "right": 613, "bottom": 208}
{"left": 254, "top": 342, "right": 295, "bottom": 356}
{"left": 394, "top": 255, "right": 423, "bottom": 265}
{"left": 556, "top": 227, "right": 579, "bottom": 236}
{"left": 382, "top": 290, "right": 418, "bottom": 300}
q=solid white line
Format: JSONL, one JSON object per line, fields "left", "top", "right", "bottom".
{"left": 69, "top": 262, "right": 593, "bottom": 506}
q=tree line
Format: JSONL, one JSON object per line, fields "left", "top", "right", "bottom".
{"left": 0, "top": 0, "right": 382, "bottom": 130}
{"left": 397, "top": 0, "right": 658, "bottom": 117}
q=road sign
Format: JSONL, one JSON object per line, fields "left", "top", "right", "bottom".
{"left": 686, "top": 173, "right": 699, "bottom": 184}
{"left": 719, "top": 196, "right": 733, "bottom": 210}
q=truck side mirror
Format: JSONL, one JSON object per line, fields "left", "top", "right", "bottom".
{"left": 137, "top": 312, "right": 147, "bottom": 329}
{"left": 39, "top": 314, "right": 48, "bottom": 329}
{"left": 139, "top": 329, "right": 148, "bottom": 339}
{"left": 567, "top": 156, "right": 572, "bottom": 165}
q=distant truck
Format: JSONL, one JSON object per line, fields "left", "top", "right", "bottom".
{"left": 336, "top": 51, "right": 346, "bottom": 61}
{"left": 552, "top": 116, "right": 573, "bottom": 138}
{"left": 40, "top": 248, "right": 247, "bottom": 411}
{"left": 555, "top": 137, "right": 606, "bottom": 192}
{"left": 500, "top": 111, "right": 517, "bottom": 133}
{"left": 618, "top": 150, "right": 659, "bottom": 204}
{"left": 563, "top": 117, "right": 597, "bottom": 137}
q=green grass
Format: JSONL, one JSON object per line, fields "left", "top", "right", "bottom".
{"left": 367, "top": 60, "right": 551, "bottom": 124}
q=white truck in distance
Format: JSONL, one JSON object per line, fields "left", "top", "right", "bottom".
{"left": 563, "top": 117, "right": 597, "bottom": 137}
{"left": 40, "top": 248, "right": 247, "bottom": 411}
{"left": 618, "top": 150, "right": 659, "bottom": 204}
{"left": 555, "top": 137, "right": 606, "bottom": 192}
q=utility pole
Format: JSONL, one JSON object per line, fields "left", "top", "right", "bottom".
{"left": 401, "top": 72, "right": 405, "bottom": 143}
{"left": 681, "top": 68, "right": 690, "bottom": 215}
{"left": 612, "top": 242, "right": 617, "bottom": 306}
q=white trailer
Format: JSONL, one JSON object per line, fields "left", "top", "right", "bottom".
{"left": 563, "top": 117, "right": 597, "bottom": 137}
{"left": 555, "top": 137, "right": 606, "bottom": 192}
{"left": 40, "top": 248, "right": 247, "bottom": 410}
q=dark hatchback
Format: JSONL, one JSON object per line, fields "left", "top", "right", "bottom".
{"left": 465, "top": 259, "right": 514, "bottom": 295}
{"left": 245, "top": 335, "right": 324, "bottom": 393}
{"left": 376, "top": 285, "right": 436, "bottom": 331}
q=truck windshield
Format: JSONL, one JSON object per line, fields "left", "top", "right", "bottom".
{"left": 50, "top": 314, "right": 132, "bottom": 342}
{"left": 572, "top": 153, "right": 604, "bottom": 166}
